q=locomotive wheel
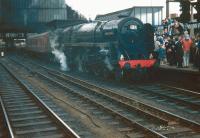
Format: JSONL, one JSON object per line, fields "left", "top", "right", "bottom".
{"left": 114, "top": 68, "right": 124, "bottom": 82}
{"left": 102, "top": 68, "right": 111, "bottom": 79}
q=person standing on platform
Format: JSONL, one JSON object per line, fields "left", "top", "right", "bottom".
{"left": 165, "top": 36, "right": 175, "bottom": 65}
{"left": 154, "top": 37, "right": 160, "bottom": 59}
{"left": 175, "top": 37, "right": 183, "bottom": 68}
{"left": 157, "top": 44, "right": 166, "bottom": 65}
{"left": 182, "top": 34, "right": 193, "bottom": 68}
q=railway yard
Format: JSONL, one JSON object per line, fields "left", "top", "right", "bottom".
{"left": 0, "top": 54, "right": 199, "bottom": 138}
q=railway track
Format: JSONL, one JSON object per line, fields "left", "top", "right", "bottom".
{"left": 131, "top": 85, "right": 200, "bottom": 111}
{"left": 0, "top": 96, "right": 14, "bottom": 138}
{"left": 8, "top": 57, "right": 200, "bottom": 137}
{"left": 142, "top": 84, "right": 200, "bottom": 103}
{"left": 6, "top": 58, "right": 165, "bottom": 137}
{"left": 0, "top": 62, "right": 80, "bottom": 138}
{"left": 123, "top": 85, "right": 200, "bottom": 122}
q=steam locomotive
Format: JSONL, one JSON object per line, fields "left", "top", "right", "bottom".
{"left": 26, "top": 17, "right": 156, "bottom": 80}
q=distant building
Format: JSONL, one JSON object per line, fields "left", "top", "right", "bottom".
{"left": 0, "top": 0, "right": 88, "bottom": 34}
{"left": 96, "top": 6, "right": 163, "bottom": 26}
{"left": 0, "top": 0, "right": 67, "bottom": 32}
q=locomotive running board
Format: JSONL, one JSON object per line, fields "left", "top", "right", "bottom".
{"left": 64, "top": 42, "right": 117, "bottom": 47}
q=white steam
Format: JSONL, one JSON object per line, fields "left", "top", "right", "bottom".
{"left": 49, "top": 32, "right": 69, "bottom": 71}
{"left": 104, "top": 56, "right": 114, "bottom": 71}
{"left": 52, "top": 49, "right": 68, "bottom": 71}
{"left": 100, "top": 48, "right": 114, "bottom": 71}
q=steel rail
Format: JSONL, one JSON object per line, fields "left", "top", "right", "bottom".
{"left": 134, "top": 86, "right": 200, "bottom": 110}
{"left": 30, "top": 61, "right": 200, "bottom": 132}
{"left": 159, "top": 84, "right": 200, "bottom": 98}
{"left": 0, "top": 96, "right": 15, "bottom": 138}
{"left": 49, "top": 71, "right": 169, "bottom": 124}
{"left": 9, "top": 58, "right": 167, "bottom": 138}
{"left": 9, "top": 57, "right": 200, "bottom": 135}
{"left": 0, "top": 62, "right": 80, "bottom": 138}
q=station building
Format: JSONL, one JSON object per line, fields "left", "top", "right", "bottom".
{"left": 96, "top": 6, "right": 163, "bottom": 26}
{"left": 0, "top": 0, "right": 67, "bottom": 32}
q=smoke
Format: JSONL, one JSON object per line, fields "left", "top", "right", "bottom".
{"left": 51, "top": 49, "right": 69, "bottom": 71}
{"left": 49, "top": 31, "right": 70, "bottom": 71}
{"left": 104, "top": 56, "right": 114, "bottom": 71}
{"left": 100, "top": 48, "right": 114, "bottom": 71}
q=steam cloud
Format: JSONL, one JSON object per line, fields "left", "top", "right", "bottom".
{"left": 100, "top": 48, "right": 114, "bottom": 71}
{"left": 104, "top": 56, "right": 114, "bottom": 71}
{"left": 49, "top": 31, "right": 69, "bottom": 71}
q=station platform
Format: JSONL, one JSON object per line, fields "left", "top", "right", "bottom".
{"left": 159, "top": 64, "right": 200, "bottom": 75}
{"left": 157, "top": 64, "right": 200, "bottom": 91}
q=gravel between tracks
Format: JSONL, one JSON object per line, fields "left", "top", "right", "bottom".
{"left": 27, "top": 76, "right": 126, "bottom": 138}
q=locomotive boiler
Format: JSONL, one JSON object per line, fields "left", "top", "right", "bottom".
{"left": 26, "top": 17, "right": 157, "bottom": 80}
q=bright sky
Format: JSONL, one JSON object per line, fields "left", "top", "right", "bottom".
{"left": 65, "top": 0, "right": 181, "bottom": 20}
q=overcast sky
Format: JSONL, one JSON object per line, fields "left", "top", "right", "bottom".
{"left": 65, "top": 0, "right": 181, "bottom": 20}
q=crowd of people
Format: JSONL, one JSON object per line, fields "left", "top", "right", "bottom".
{"left": 154, "top": 18, "right": 200, "bottom": 71}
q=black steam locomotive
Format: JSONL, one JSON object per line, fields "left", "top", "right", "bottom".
{"left": 26, "top": 17, "right": 156, "bottom": 80}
